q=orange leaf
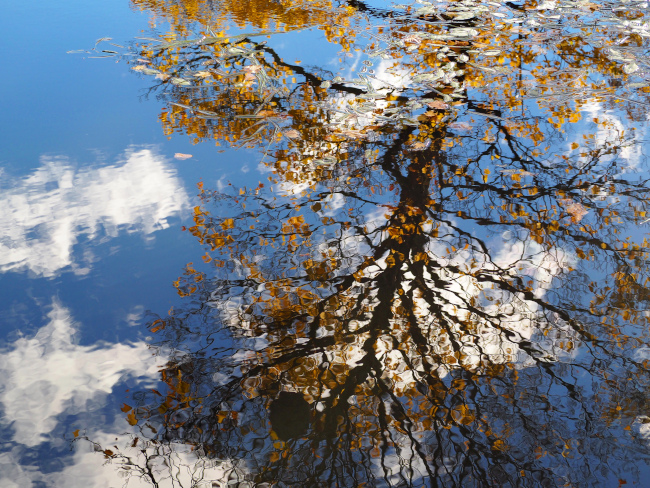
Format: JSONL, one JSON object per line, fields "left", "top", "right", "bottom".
{"left": 150, "top": 319, "right": 166, "bottom": 333}
{"left": 127, "top": 411, "right": 138, "bottom": 426}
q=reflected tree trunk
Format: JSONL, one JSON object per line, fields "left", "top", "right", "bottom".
{"left": 78, "top": 0, "right": 650, "bottom": 486}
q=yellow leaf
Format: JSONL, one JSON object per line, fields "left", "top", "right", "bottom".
{"left": 127, "top": 411, "right": 138, "bottom": 426}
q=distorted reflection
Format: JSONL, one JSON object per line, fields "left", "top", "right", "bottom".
{"left": 0, "top": 300, "right": 161, "bottom": 447}
{"left": 0, "top": 148, "right": 188, "bottom": 277}
{"left": 0, "top": 299, "right": 168, "bottom": 488}
{"left": 84, "top": 0, "right": 650, "bottom": 486}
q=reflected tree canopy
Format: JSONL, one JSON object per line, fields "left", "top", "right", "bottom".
{"left": 83, "top": 0, "right": 650, "bottom": 486}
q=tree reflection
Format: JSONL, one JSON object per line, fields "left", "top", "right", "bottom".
{"left": 86, "top": 0, "right": 650, "bottom": 486}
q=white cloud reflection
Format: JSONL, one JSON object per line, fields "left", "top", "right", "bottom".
{"left": 0, "top": 450, "right": 42, "bottom": 488}
{"left": 48, "top": 432, "right": 244, "bottom": 488}
{"left": 0, "top": 148, "right": 188, "bottom": 277}
{"left": 578, "top": 101, "right": 647, "bottom": 172}
{"left": 0, "top": 301, "right": 162, "bottom": 448}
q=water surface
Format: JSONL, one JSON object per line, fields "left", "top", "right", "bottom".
{"left": 4, "top": 0, "right": 650, "bottom": 486}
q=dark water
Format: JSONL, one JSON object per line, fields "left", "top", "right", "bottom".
{"left": 3, "top": 0, "right": 650, "bottom": 486}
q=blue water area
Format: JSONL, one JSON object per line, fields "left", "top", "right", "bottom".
{"left": 0, "top": 0, "right": 249, "bottom": 484}
{"left": 3, "top": 0, "right": 650, "bottom": 486}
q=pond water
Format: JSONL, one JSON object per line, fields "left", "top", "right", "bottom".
{"left": 3, "top": 0, "right": 650, "bottom": 486}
